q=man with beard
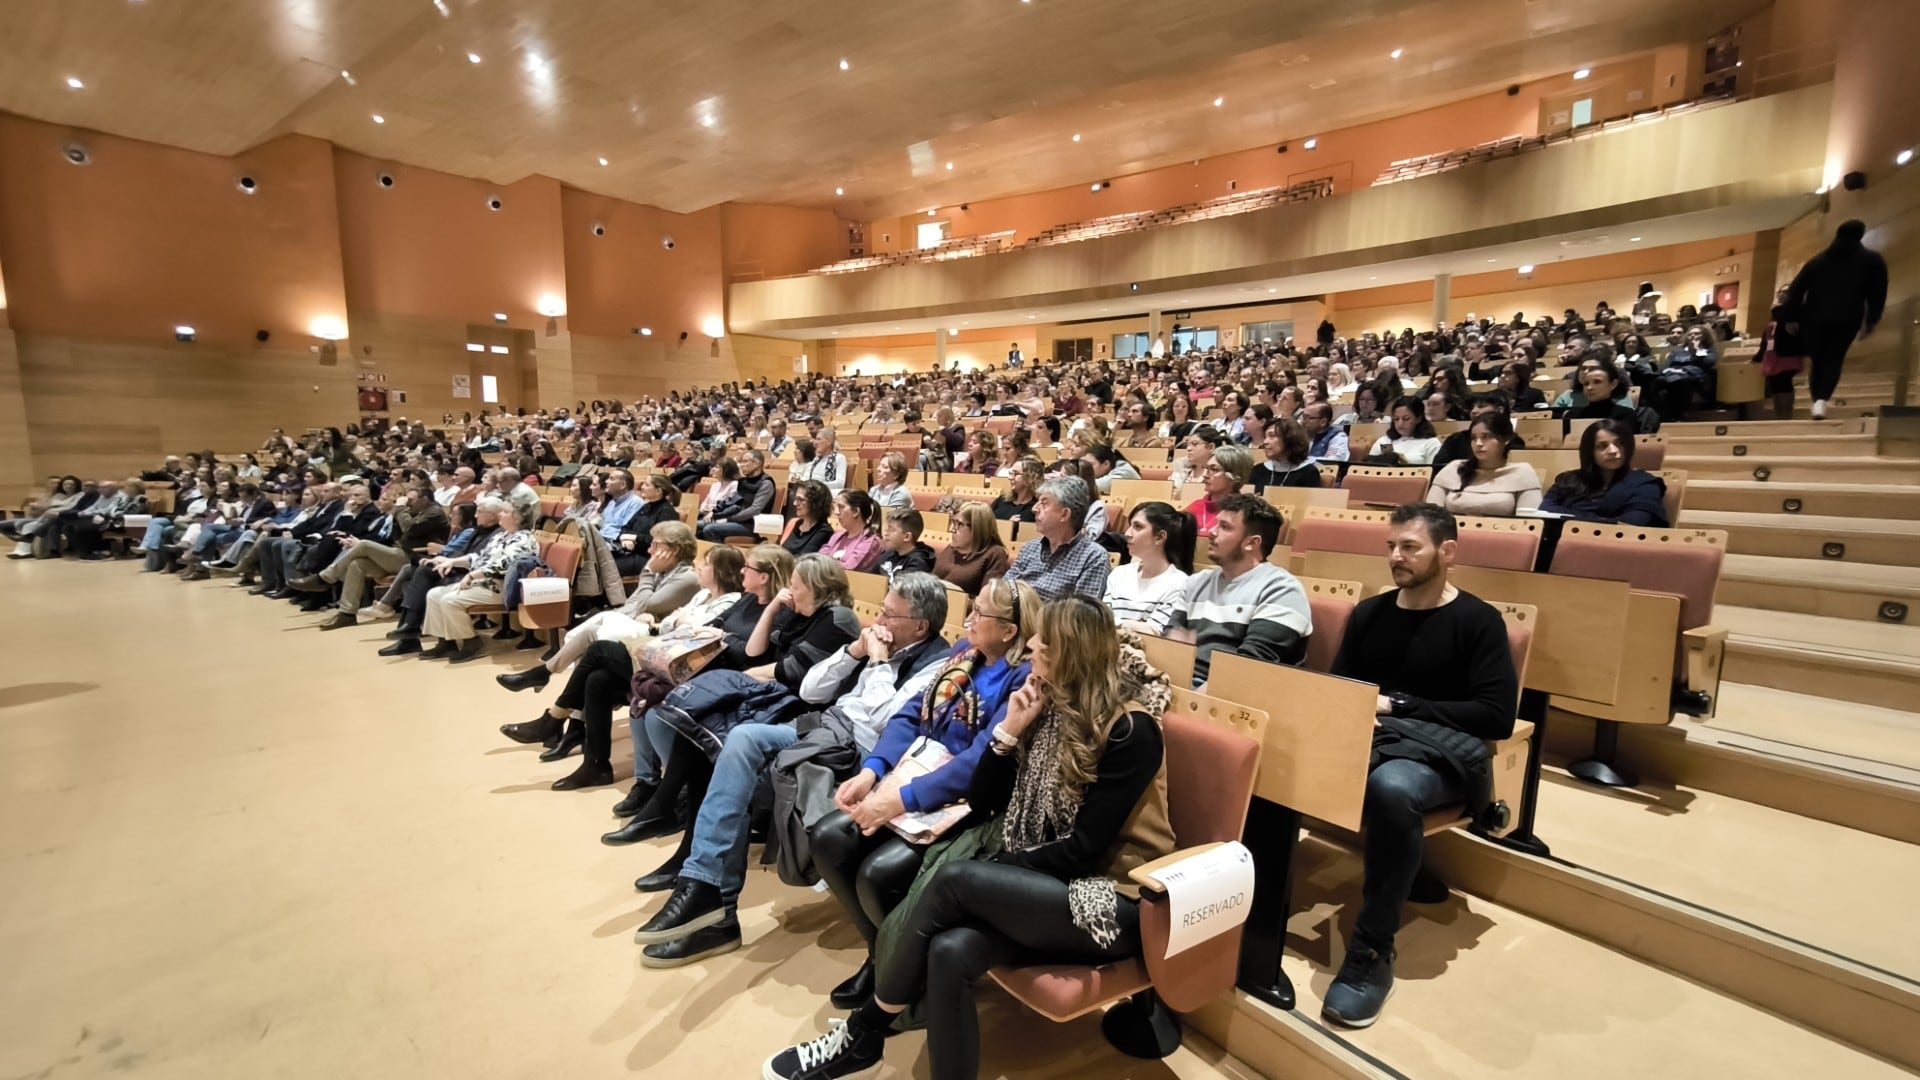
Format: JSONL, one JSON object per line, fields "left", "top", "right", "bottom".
{"left": 1320, "top": 502, "right": 1519, "bottom": 1031}
{"left": 1159, "top": 493, "right": 1310, "bottom": 686}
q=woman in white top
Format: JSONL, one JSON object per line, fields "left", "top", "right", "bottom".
{"left": 1104, "top": 501, "right": 1194, "bottom": 632}
{"left": 867, "top": 451, "right": 914, "bottom": 513}
{"left": 1369, "top": 397, "right": 1444, "bottom": 466}
{"left": 1426, "top": 414, "right": 1543, "bottom": 517}
{"left": 699, "top": 457, "right": 740, "bottom": 525}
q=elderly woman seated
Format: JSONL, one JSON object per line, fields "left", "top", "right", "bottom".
{"left": 417, "top": 498, "right": 541, "bottom": 663}
{"left": 493, "top": 520, "right": 702, "bottom": 693}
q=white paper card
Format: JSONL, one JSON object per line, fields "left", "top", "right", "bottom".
{"left": 121, "top": 515, "right": 152, "bottom": 530}
{"left": 520, "top": 577, "right": 570, "bottom": 605}
{"left": 1144, "top": 841, "right": 1255, "bottom": 957}
{"left": 753, "top": 513, "right": 784, "bottom": 537}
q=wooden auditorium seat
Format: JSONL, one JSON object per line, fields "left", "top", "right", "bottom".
{"left": 1341, "top": 466, "right": 1431, "bottom": 508}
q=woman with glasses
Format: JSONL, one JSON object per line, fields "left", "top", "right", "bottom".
{"left": 933, "top": 503, "right": 1011, "bottom": 597}
{"left": 807, "top": 577, "right": 1041, "bottom": 1009}
{"left": 1184, "top": 445, "right": 1253, "bottom": 534}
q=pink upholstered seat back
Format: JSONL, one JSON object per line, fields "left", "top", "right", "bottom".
{"left": 1637, "top": 441, "right": 1667, "bottom": 469}
{"left": 1342, "top": 469, "right": 1429, "bottom": 508}
{"left": 1294, "top": 517, "right": 1388, "bottom": 558}
{"left": 1305, "top": 594, "right": 1353, "bottom": 674}
{"left": 1455, "top": 529, "right": 1540, "bottom": 572}
{"left": 1550, "top": 530, "right": 1721, "bottom": 631}
{"left": 1159, "top": 711, "right": 1259, "bottom": 849}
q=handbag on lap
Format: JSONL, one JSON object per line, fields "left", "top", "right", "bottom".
{"left": 634, "top": 625, "right": 726, "bottom": 684}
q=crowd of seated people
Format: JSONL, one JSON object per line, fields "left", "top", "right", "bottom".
{"left": 12, "top": 303, "right": 1742, "bottom": 1073}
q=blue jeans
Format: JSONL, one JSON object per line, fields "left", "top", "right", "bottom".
{"left": 626, "top": 708, "right": 677, "bottom": 787}
{"left": 1357, "top": 758, "right": 1462, "bottom": 951}
{"left": 195, "top": 523, "right": 241, "bottom": 556}
{"left": 678, "top": 722, "right": 798, "bottom": 906}
{"left": 697, "top": 521, "right": 754, "bottom": 543}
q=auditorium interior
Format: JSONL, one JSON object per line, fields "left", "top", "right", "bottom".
{"left": 2, "top": 0, "right": 1919, "bottom": 1077}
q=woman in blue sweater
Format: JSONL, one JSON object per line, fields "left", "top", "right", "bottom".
{"left": 807, "top": 576, "right": 1041, "bottom": 1010}
{"left": 1540, "top": 418, "right": 1670, "bottom": 526}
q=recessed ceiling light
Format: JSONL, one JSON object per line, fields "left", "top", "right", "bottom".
{"left": 639, "top": 327, "right": 653, "bottom": 336}
{"left": 1304, "top": 138, "right": 1318, "bottom": 150}
{"left": 1213, "top": 96, "right": 1224, "bottom": 107}
{"left": 1899, "top": 148, "right": 1915, "bottom": 166}
{"left": 66, "top": 76, "right": 84, "bottom": 90}
{"left": 489, "top": 345, "right": 509, "bottom": 354}
{"left": 1573, "top": 68, "right": 1591, "bottom": 80}
{"left": 467, "top": 52, "right": 481, "bottom": 64}
{"left": 927, "top": 209, "right": 937, "bottom": 216}
{"left": 1369, "top": 276, "right": 1378, "bottom": 281}
{"left": 341, "top": 70, "right": 355, "bottom": 85}
{"left": 1268, "top": 288, "right": 1277, "bottom": 293}
{"left": 1487, "top": 257, "right": 1497, "bottom": 262}
{"left": 465, "top": 343, "right": 485, "bottom": 353}
{"left": 493, "top": 312, "right": 508, "bottom": 322}
{"left": 1390, "top": 48, "right": 1404, "bottom": 60}
{"left": 1518, "top": 264, "right": 1535, "bottom": 274}
{"left": 1071, "top": 133, "right": 1081, "bottom": 142}
{"left": 834, "top": 187, "right": 844, "bottom": 196}
{"left": 432, "top": 0, "right": 449, "bottom": 15}
{"left": 372, "top": 114, "right": 385, "bottom": 124}
{"left": 699, "top": 116, "right": 715, "bottom": 128}
{"left": 1630, "top": 236, "right": 1643, "bottom": 242}
{"left": 945, "top": 162, "right": 954, "bottom": 171}
{"left": 839, "top": 59, "right": 850, "bottom": 71}
{"left": 597, "top": 156, "right": 608, "bottom": 166}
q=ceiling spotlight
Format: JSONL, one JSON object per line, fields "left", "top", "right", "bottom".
{"left": 1899, "top": 148, "right": 1915, "bottom": 167}
{"left": 639, "top": 327, "right": 653, "bottom": 336}
{"left": 927, "top": 209, "right": 937, "bottom": 216}
{"left": 1518, "top": 264, "right": 1535, "bottom": 274}
{"left": 1090, "top": 183, "right": 1101, "bottom": 191}
{"left": 488, "top": 345, "right": 509, "bottom": 355}
{"left": 536, "top": 295, "right": 566, "bottom": 318}
{"left": 432, "top": 0, "right": 449, "bottom": 15}
{"left": 372, "top": 114, "right": 385, "bottom": 124}
{"left": 66, "top": 76, "right": 84, "bottom": 89}
{"left": 945, "top": 162, "right": 954, "bottom": 171}
{"left": 947, "top": 328, "right": 959, "bottom": 337}
{"left": 1213, "top": 96, "right": 1224, "bottom": 107}
{"left": 1630, "top": 236, "right": 1643, "bottom": 242}
{"left": 467, "top": 52, "right": 481, "bottom": 64}
{"left": 341, "top": 70, "right": 355, "bottom": 84}
{"left": 174, "top": 325, "right": 196, "bottom": 342}
{"left": 834, "top": 187, "right": 844, "bottom": 196}
{"left": 1304, "top": 138, "right": 1318, "bottom": 150}
{"left": 310, "top": 316, "right": 349, "bottom": 341}
{"left": 699, "top": 115, "right": 715, "bottom": 128}
{"left": 493, "top": 312, "right": 508, "bottom": 322}
{"left": 701, "top": 316, "right": 725, "bottom": 338}
{"left": 1573, "top": 68, "right": 1591, "bottom": 80}
{"left": 597, "top": 156, "right": 609, "bottom": 166}
{"left": 1390, "top": 48, "right": 1404, "bottom": 60}
{"left": 1071, "top": 133, "right": 1081, "bottom": 142}
{"left": 839, "top": 59, "right": 850, "bottom": 71}
{"left": 465, "top": 343, "right": 485, "bottom": 353}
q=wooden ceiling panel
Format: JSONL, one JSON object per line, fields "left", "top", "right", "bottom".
{"left": 0, "top": 0, "right": 1769, "bottom": 216}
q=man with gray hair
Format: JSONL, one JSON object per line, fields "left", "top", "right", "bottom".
{"left": 789, "top": 428, "right": 848, "bottom": 495}
{"left": 420, "top": 499, "right": 540, "bottom": 662}
{"left": 1005, "top": 475, "right": 1110, "bottom": 600}
{"left": 630, "top": 573, "right": 953, "bottom": 967}
{"left": 492, "top": 466, "right": 542, "bottom": 524}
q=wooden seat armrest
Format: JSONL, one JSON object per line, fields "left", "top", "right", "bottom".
{"left": 1127, "top": 842, "right": 1228, "bottom": 893}
{"left": 426, "top": 542, "right": 446, "bottom": 555}
{"left": 1682, "top": 625, "right": 1729, "bottom": 716}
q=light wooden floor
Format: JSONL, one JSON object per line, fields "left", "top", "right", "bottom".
{"left": 0, "top": 562, "right": 1250, "bottom": 1080}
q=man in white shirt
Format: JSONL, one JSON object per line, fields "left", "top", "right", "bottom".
{"left": 632, "top": 574, "right": 954, "bottom": 966}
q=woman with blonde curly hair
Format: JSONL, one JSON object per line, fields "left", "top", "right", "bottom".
{"left": 763, "top": 594, "right": 1173, "bottom": 1080}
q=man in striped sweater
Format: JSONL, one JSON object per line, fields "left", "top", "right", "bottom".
{"left": 1160, "top": 494, "right": 1312, "bottom": 688}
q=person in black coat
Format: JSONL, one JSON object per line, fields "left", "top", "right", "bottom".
{"left": 1784, "top": 219, "right": 1890, "bottom": 417}
{"left": 1540, "top": 418, "right": 1668, "bottom": 526}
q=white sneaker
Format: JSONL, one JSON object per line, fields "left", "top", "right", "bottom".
{"left": 363, "top": 602, "right": 397, "bottom": 620}
{"left": 1811, "top": 399, "right": 1828, "bottom": 419}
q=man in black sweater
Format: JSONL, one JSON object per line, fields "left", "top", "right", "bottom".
{"left": 1322, "top": 503, "right": 1518, "bottom": 1029}
{"left": 1785, "top": 220, "right": 1889, "bottom": 418}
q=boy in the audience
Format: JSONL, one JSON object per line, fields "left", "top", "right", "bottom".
{"left": 874, "top": 509, "right": 935, "bottom": 580}
{"left": 1321, "top": 503, "right": 1519, "bottom": 1029}
{"left": 1157, "top": 494, "right": 1310, "bottom": 686}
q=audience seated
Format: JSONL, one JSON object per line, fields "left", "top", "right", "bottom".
{"left": 628, "top": 566, "right": 927, "bottom": 966}
{"left": 822, "top": 491, "right": 884, "bottom": 572}
{"left": 1103, "top": 500, "right": 1194, "bottom": 631}
{"left": 1431, "top": 393, "right": 1526, "bottom": 473}
{"left": 1161, "top": 494, "right": 1311, "bottom": 686}
{"left": 1005, "top": 476, "right": 1110, "bottom": 601}
{"left": 762, "top": 596, "right": 1170, "bottom": 1080}
{"left": 1367, "top": 397, "right": 1445, "bottom": 466}
{"left": 1251, "top": 418, "right": 1324, "bottom": 490}
{"left": 1321, "top": 504, "right": 1519, "bottom": 1029}
{"left": 990, "top": 459, "right": 1043, "bottom": 522}
{"left": 1186, "top": 444, "right": 1254, "bottom": 532}
{"left": 1540, "top": 418, "right": 1669, "bottom": 526}
{"left": 932, "top": 503, "right": 1011, "bottom": 597}
{"left": 1425, "top": 414, "right": 1542, "bottom": 517}
{"left": 782, "top": 480, "right": 836, "bottom": 556}
{"left": 875, "top": 509, "right": 936, "bottom": 579}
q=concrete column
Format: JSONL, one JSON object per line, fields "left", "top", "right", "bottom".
{"left": 1432, "top": 274, "right": 1452, "bottom": 329}
{"left": 1746, "top": 230, "right": 1782, "bottom": 336}
{"left": 934, "top": 330, "right": 947, "bottom": 372}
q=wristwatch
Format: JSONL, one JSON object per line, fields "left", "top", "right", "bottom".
{"left": 1386, "top": 692, "right": 1416, "bottom": 717}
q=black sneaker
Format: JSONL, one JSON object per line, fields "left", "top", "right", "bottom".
{"left": 1321, "top": 940, "right": 1395, "bottom": 1029}
{"left": 761, "top": 1018, "right": 884, "bottom": 1080}
{"left": 632, "top": 879, "right": 726, "bottom": 944}
{"left": 641, "top": 920, "right": 742, "bottom": 968}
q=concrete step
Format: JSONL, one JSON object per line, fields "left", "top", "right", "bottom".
{"left": 1680, "top": 509, "right": 1920, "bottom": 566}
{"left": 1683, "top": 479, "right": 1920, "bottom": 519}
